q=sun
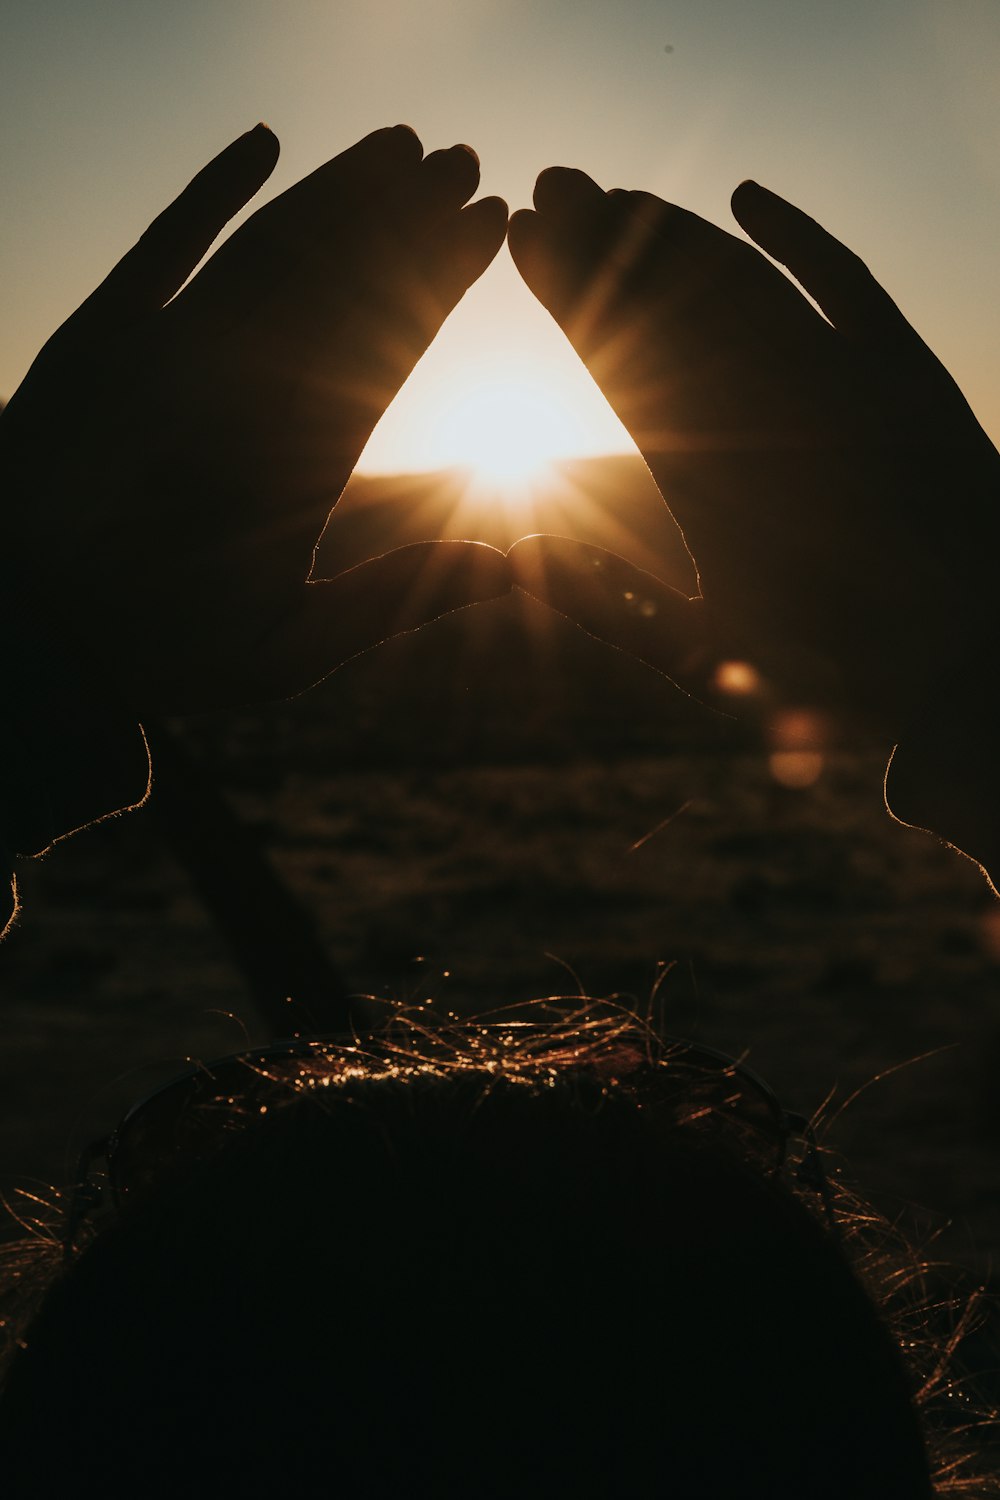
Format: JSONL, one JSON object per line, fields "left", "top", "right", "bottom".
{"left": 353, "top": 258, "right": 639, "bottom": 524}
{"left": 359, "top": 356, "right": 623, "bottom": 495}
{"left": 338, "top": 319, "right": 683, "bottom": 565}
{"left": 354, "top": 252, "right": 635, "bottom": 489}
{"left": 426, "top": 371, "right": 588, "bottom": 486}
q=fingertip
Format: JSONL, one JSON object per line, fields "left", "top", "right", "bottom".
{"left": 225, "top": 122, "right": 279, "bottom": 167}
{"left": 532, "top": 166, "right": 567, "bottom": 208}
{"left": 422, "top": 142, "right": 481, "bottom": 204}
{"left": 730, "top": 180, "right": 781, "bottom": 232}
{"left": 730, "top": 181, "right": 765, "bottom": 237}
{"left": 506, "top": 208, "right": 540, "bottom": 265}
{"left": 507, "top": 206, "right": 536, "bottom": 232}
{"left": 505, "top": 211, "right": 564, "bottom": 310}
{"left": 532, "top": 165, "right": 604, "bottom": 216}
{"left": 186, "top": 124, "right": 281, "bottom": 217}
{"left": 464, "top": 192, "right": 508, "bottom": 224}
{"left": 462, "top": 193, "right": 508, "bottom": 241}
{"left": 390, "top": 123, "right": 424, "bottom": 159}
{"left": 245, "top": 121, "right": 281, "bottom": 172}
{"left": 354, "top": 122, "right": 422, "bottom": 167}
{"left": 452, "top": 196, "right": 509, "bottom": 279}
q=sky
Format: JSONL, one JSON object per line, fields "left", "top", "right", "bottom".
{"left": 2, "top": 0, "right": 999, "bottom": 473}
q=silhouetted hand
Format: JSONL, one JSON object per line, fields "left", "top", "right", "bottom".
{"left": 0, "top": 124, "right": 509, "bottom": 716}
{"left": 507, "top": 171, "right": 1000, "bottom": 742}
{"left": 507, "top": 170, "right": 1000, "bottom": 877}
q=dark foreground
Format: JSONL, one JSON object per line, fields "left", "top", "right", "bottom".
{"left": 3, "top": 453, "right": 1000, "bottom": 1454}
{"left": 2, "top": 580, "right": 998, "bottom": 1283}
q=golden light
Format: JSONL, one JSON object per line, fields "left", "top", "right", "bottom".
{"left": 770, "top": 708, "right": 828, "bottom": 750}
{"left": 712, "top": 659, "right": 764, "bottom": 697}
{"left": 768, "top": 708, "right": 829, "bottom": 790}
{"left": 345, "top": 261, "right": 689, "bottom": 559}
{"left": 769, "top": 751, "right": 824, "bottom": 789}
{"left": 356, "top": 257, "right": 635, "bottom": 491}
{"left": 431, "top": 374, "right": 577, "bottom": 487}
{"left": 364, "top": 358, "right": 616, "bottom": 503}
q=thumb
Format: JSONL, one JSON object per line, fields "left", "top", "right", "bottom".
{"left": 507, "top": 535, "right": 714, "bottom": 695}
{"left": 258, "top": 541, "right": 511, "bottom": 695}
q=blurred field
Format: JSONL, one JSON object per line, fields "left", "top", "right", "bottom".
{"left": 2, "top": 458, "right": 999, "bottom": 1307}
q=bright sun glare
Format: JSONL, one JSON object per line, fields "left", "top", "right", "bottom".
{"left": 424, "top": 372, "right": 592, "bottom": 486}
{"left": 359, "top": 357, "right": 625, "bottom": 497}
{"left": 357, "top": 279, "right": 634, "bottom": 495}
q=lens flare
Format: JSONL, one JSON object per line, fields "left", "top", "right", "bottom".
{"left": 769, "top": 751, "right": 824, "bottom": 789}
{"left": 767, "top": 708, "right": 828, "bottom": 789}
{"left": 713, "top": 660, "right": 763, "bottom": 697}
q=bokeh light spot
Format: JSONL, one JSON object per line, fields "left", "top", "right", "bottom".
{"left": 713, "top": 660, "right": 763, "bottom": 697}
{"left": 770, "top": 708, "right": 828, "bottom": 750}
{"left": 769, "top": 751, "right": 825, "bottom": 789}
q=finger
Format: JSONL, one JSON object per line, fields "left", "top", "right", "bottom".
{"left": 448, "top": 194, "right": 509, "bottom": 278}
{"left": 509, "top": 178, "right": 842, "bottom": 578}
{"left": 264, "top": 192, "right": 510, "bottom": 549}
{"left": 602, "top": 188, "right": 800, "bottom": 315}
{"left": 259, "top": 122, "right": 423, "bottom": 238}
{"left": 1, "top": 126, "right": 281, "bottom": 424}
{"left": 510, "top": 195, "right": 733, "bottom": 467}
{"left": 414, "top": 143, "right": 483, "bottom": 216}
{"left": 259, "top": 541, "right": 511, "bottom": 694}
{"left": 533, "top": 164, "right": 606, "bottom": 218}
{"left": 509, "top": 166, "right": 619, "bottom": 327}
{"left": 508, "top": 535, "right": 714, "bottom": 692}
{"left": 508, "top": 204, "right": 628, "bottom": 361}
{"left": 370, "top": 192, "right": 508, "bottom": 390}
{"left": 167, "top": 188, "right": 507, "bottom": 571}
{"left": 346, "top": 159, "right": 509, "bottom": 352}
{"left": 513, "top": 173, "right": 717, "bottom": 323}
{"left": 288, "top": 131, "right": 479, "bottom": 269}
{"left": 189, "top": 135, "right": 493, "bottom": 352}
{"left": 174, "top": 124, "right": 424, "bottom": 327}
{"left": 507, "top": 207, "right": 558, "bottom": 307}
{"left": 400, "top": 193, "right": 509, "bottom": 342}
{"left": 80, "top": 125, "right": 280, "bottom": 325}
{"left": 514, "top": 178, "right": 819, "bottom": 366}
{"left": 508, "top": 165, "right": 614, "bottom": 307}
{"left": 730, "top": 181, "right": 912, "bottom": 342}
{"left": 289, "top": 139, "right": 481, "bottom": 255}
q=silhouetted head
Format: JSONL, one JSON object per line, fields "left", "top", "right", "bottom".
{"left": 0, "top": 1020, "right": 937, "bottom": 1497}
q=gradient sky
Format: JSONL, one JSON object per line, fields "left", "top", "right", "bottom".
{"left": 3, "top": 0, "right": 999, "bottom": 471}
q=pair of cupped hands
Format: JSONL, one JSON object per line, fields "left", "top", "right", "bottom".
{"left": 2, "top": 124, "right": 999, "bottom": 817}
